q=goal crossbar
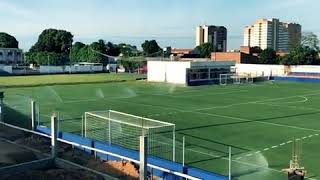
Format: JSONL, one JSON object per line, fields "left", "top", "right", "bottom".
{"left": 85, "top": 110, "right": 174, "bottom": 129}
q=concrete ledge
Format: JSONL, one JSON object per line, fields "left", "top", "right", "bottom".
{"left": 0, "top": 157, "right": 54, "bottom": 175}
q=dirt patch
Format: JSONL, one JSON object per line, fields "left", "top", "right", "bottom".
{"left": 0, "top": 124, "right": 143, "bottom": 179}
{"left": 106, "top": 161, "right": 139, "bottom": 179}
{"left": 0, "top": 168, "right": 105, "bottom": 180}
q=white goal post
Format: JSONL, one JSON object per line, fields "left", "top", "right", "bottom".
{"left": 84, "top": 110, "right": 176, "bottom": 161}
{"left": 219, "top": 73, "right": 254, "bottom": 85}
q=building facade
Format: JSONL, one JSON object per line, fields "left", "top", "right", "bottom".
{"left": 0, "top": 48, "right": 24, "bottom": 65}
{"left": 196, "top": 25, "right": 227, "bottom": 52}
{"left": 243, "top": 18, "right": 301, "bottom": 52}
{"left": 211, "top": 46, "right": 259, "bottom": 64}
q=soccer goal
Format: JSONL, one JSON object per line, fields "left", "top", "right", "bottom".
{"left": 219, "top": 74, "right": 240, "bottom": 85}
{"left": 219, "top": 73, "right": 255, "bottom": 85}
{"left": 84, "top": 110, "right": 176, "bottom": 161}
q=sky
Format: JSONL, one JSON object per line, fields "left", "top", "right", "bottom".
{"left": 1, "top": 0, "right": 319, "bottom": 51}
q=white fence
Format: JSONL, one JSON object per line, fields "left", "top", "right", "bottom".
{"left": 235, "top": 64, "right": 287, "bottom": 76}
{"left": 288, "top": 65, "right": 320, "bottom": 73}
{"left": 0, "top": 65, "right": 12, "bottom": 74}
{"left": 40, "top": 65, "right": 103, "bottom": 74}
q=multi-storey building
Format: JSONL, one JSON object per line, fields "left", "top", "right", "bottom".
{"left": 196, "top": 25, "right": 227, "bottom": 52}
{"left": 0, "top": 48, "right": 24, "bottom": 65}
{"left": 243, "top": 18, "right": 301, "bottom": 52}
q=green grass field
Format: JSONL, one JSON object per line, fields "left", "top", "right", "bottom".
{"left": 2, "top": 74, "right": 320, "bottom": 180}
{"left": 0, "top": 73, "right": 145, "bottom": 87}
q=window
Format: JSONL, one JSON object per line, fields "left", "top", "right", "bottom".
{"left": 0, "top": 52, "right": 3, "bottom": 56}
{"left": 8, "top": 52, "right": 13, "bottom": 56}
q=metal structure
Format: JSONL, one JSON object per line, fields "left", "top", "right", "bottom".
{"left": 282, "top": 138, "right": 306, "bottom": 179}
{"left": 84, "top": 110, "right": 176, "bottom": 161}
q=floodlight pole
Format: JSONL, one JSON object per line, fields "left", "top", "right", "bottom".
{"left": 0, "top": 92, "right": 4, "bottom": 122}
{"left": 108, "top": 110, "right": 111, "bottom": 145}
{"left": 51, "top": 114, "right": 58, "bottom": 158}
{"left": 173, "top": 125, "right": 176, "bottom": 162}
{"left": 229, "top": 146, "right": 232, "bottom": 180}
{"left": 182, "top": 136, "right": 185, "bottom": 167}
{"left": 31, "top": 100, "right": 36, "bottom": 131}
{"left": 81, "top": 115, "right": 84, "bottom": 137}
{"left": 139, "top": 136, "right": 148, "bottom": 180}
{"left": 84, "top": 113, "right": 87, "bottom": 137}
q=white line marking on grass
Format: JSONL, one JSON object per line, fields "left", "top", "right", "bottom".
{"left": 255, "top": 102, "right": 318, "bottom": 112}
{"left": 47, "top": 86, "right": 63, "bottom": 103}
{"left": 187, "top": 148, "right": 283, "bottom": 174}
{"left": 191, "top": 111, "right": 320, "bottom": 132}
{"left": 238, "top": 133, "right": 317, "bottom": 162}
{"left": 193, "top": 90, "right": 320, "bottom": 112}
{"left": 173, "top": 90, "right": 249, "bottom": 98}
{"left": 315, "top": 134, "right": 319, "bottom": 136}
{"left": 115, "top": 91, "right": 320, "bottom": 133}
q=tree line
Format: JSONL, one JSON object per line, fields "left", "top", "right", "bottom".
{"left": 19, "top": 29, "right": 162, "bottom": 68}
{"left": 1, "top": 29, "right": 319, "bottom": 66}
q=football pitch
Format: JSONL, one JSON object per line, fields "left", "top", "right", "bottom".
{"left": 2, "top": 76, "right": 320, "bottom": 179}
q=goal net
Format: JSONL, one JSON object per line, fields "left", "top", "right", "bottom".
{"left": 84, "top": 110, "right": 176, "bottom": 161}
{"left": 219, "top": 73, "right": 254, "bottom": 85}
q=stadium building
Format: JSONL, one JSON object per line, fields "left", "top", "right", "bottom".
{"left": 147, "top": 60, "right": 235, "bottom": 86}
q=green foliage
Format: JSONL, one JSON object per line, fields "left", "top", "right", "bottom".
{"left": 118, "top": 43, "right": 140, "bottom": 57}
{"left": 70, "top": 40, "right": 118, "bottom": 65}
{"left": 25, "top": 52, "right": 66, "bottom": 65}
{"left": 70, "top": 42, "right": 86, "bottom": 63}
{"left": 30, "top": 29, "right": 73, "bottom": 54}
{"left": 195, "top": 43, "right": 215, "bottom": 58}
{"left": 141, "top": 40, "right": 161, "bottom": 56}
{"left": 259, "top": 48, "right": 279, "bottom": 64}
{"left": 0, "top": 32, "right": 19, "bottom": 48}
{"left": 280, "top": 46, "right": 320, "bottom": 65}
{"left": 119, "top": 56, "right": 145, "bottom": 73}
{"left": 301, "top": 32, "right": 319, "bottom": 51}
{"left": 105, "top": 41, "right": 121, "bottom": 56}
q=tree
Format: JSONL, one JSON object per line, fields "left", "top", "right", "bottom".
{"left": 105, "top": 42, "right": 121, "bottom": 56}
{"left": 141, "top": 40, "right": 161, "bottom": 56}
{"left": 280, "top": 46, "right": 319, "bottom": 65}
{"left": 119, "top": 56, "right": 145, "bottom": 73}
{"left": 0, "top": 32, "right": 19, "bottom": 48}
{"left": 25, "top": 52, "right": 65, "bottom": 65}
{"left": 30, "top": 29, "right": 73, "bottom": 54}
{"left": 195, "top": 43, "right": 215, "bottom": 58}
{"left": 70, "top": 42, "right": 86, "bottom": 63}
{"left": 259, "top": 48, "right": 279, "bottom": 64}
{"left": 119, "top": 43, "right": 140, "bottom": 57}
{"left": 301, "top": 32, "right": 319, "bottom": 51}
{"left": 250, "top": 46, "right": 262, "bottom": 54}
